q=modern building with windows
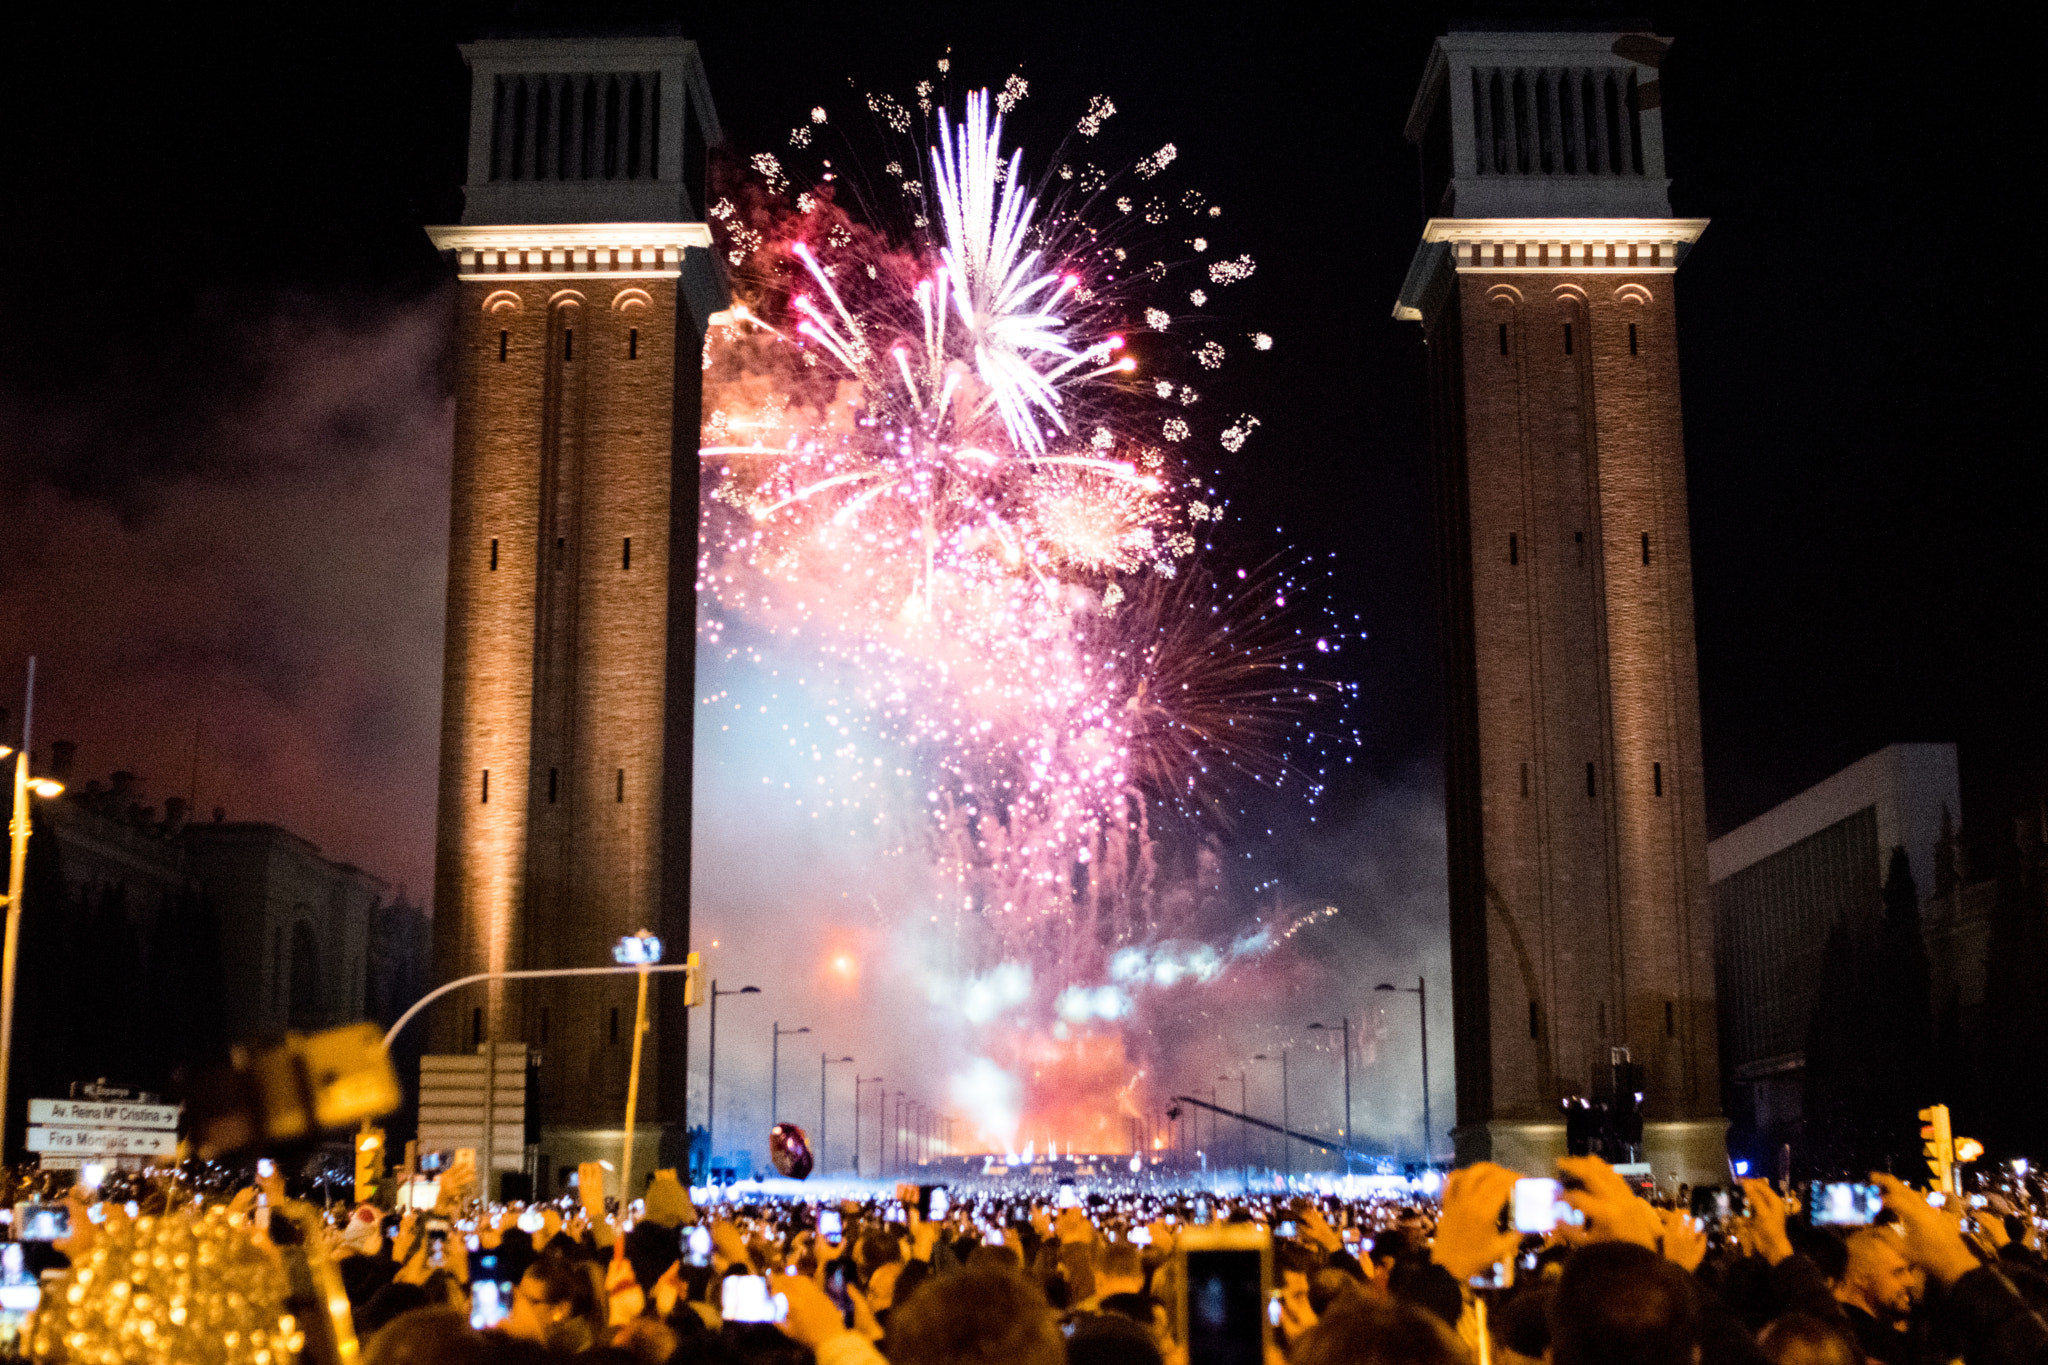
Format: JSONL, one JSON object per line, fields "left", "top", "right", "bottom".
{"left": 1709, "top": 743, "right": 1966, "bottom": 1149}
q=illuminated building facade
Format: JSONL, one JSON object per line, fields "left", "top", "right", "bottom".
{"left": 426, "top": 36, "right": 724, "bottom": 1185}
{"left": 1394, "top": 25, "right": 1725, "bottom": 1181}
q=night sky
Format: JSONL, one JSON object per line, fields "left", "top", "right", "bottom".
{"left": 3, "top": 5, "right": 2041, "bottom": 920}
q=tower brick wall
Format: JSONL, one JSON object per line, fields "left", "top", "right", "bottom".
{"left": 427, "top": 36, "right": 723, "bottom": 1183}
{"left": 1398, "top": 27, "right": 1725, "bottom": 1181}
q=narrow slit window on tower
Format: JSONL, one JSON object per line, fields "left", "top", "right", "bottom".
{"left": 564, "top": 329, "right": 574, "bottom": 361}
{"left": 489, "top": 538, "right": 499, "bottom": 571}
{"left": 540, "top": 1008, "right": 550, "bottom": 1045}
{"left": 499, "top": 330, "right": 509, "bottom": 362}
{"left": 1508, "top": 532, "right": 1519, "bottom": 566}
{"left": 1498, "top": 323, "right": 1509, "bottom": 355}
{"left": 1529, "top": 1001, "right": 1540, "bottom": 1040}
{"left": 1586, "top": 762, "right": 1597, "bottom": 797}
{"left": 472, "top": 1007, "right": 483, "bottom": 1049}
{"left": 629, "top": 327, "right": 639, "bottom": 360}
{"left": 481, "top": 769, "right": 490, "bottom": 803}
{"left": 1563, "top": 322, "right": 1574, "bottom": 355}
{"left": 622, "top": 537, "right": 631, "bottom": 570}
{"left": 609, "top": 1007, "right": 620, "bottom": 1044}
{"left": 1575, "top": 529, "right": 1585, "bottom": 565}
{"left": 1520, "top": 762, "right": 1530, "bottom": 798}
{"left": 548, "top": 767, "right": 559, "bottom": 803}
{"left": 617, "top": 768, "right": 625, "bottom": 803}
{"left": 1665, "top": 1000, "right": 1676, "bottom": 1036}
{"left": 1641, "top": 532, "right": 1651, "bottom": 564}
{"left": 1653, "top": 761, "right": 1664, "bottom": 797}
{"left": 1628, "top": 322, "right": 1639, "bottom": 355}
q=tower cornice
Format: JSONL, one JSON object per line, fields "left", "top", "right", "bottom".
{"left": 1394, "top": 217, "right": 1707, "bottom": 322}
{"left": 427, "top": 222, "right": 715, "bottom": 280}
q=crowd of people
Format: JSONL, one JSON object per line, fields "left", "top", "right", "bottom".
{"left": 6, "top": 1154, "right": 2048, "bottom": 1364}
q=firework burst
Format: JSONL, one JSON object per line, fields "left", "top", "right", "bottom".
{"left": 700, "top": 76, "right": 1354, "bottom": 1150}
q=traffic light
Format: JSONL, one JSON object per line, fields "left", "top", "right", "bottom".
{"left": 1919, "top": 1104, "right": 1953, "bottom": 1193}
{"left": 354, "top": 1127, "right": 385, "bottom": 1205}
{"left": 1612, "top": 1061, "right": 1646, "bottom": 1152}
{"left": 683, "top": 951, "right": 702, "bottom": 1007}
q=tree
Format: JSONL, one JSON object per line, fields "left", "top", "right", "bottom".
{"left": 1868, "top": 847, "right": 1936, "bottom": 1170}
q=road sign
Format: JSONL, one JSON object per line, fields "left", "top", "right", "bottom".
{"left": 27, "top": 1094, "right": 180, "bottom": 1161}
{"left": 26, "top": 1127, "right": 178, "bottom": 1156}
{"left": 418, "top": 1045, "right": 529, "bottom": 1173}
{"left": 28, "top": 1100, "right": 180, "bottom": 1130}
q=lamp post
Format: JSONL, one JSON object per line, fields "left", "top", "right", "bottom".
{"left": 1377, "top": 977, "right": 1432, "bottom": 1167}
{"left": 821, "top": 1054, "right": 852, "bottom": 1174}
{"left": 612, "top": 930, "right": 663, "bottom": 1201}
{"left": 1253, "top": 1051, "right": 1290, "bottom": 1186}
{"left": 770, "top": 1022, "right": 809, "bottom": 1133}
{"left": 1307, "top": 1018, "right": 1353, "bottom": 1172}
{"left": 1, "top": 657, "right": 65, "bottom": 1156}
{"left": 854, "top": 1075, "right": 882, "bottom": 1178}
{"left": 892, "top": 1091, "right": 906, "bottom": 1175}
{"left": 707, "top": 981, "right": 760, "bottom": 1181}
{"left": 1219, "top": 1072, "right": 1247, "bottom": 1184}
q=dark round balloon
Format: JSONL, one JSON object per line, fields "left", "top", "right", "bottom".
{"left": 769, "top": 1123, "right": 814, "bottom": 1180}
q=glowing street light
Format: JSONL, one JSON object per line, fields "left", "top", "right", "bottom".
{"left": 1307, "top": 1018, "right": 1353, "bottom": 1173}
{"left": 1, "top": 658, "right": 66, "bottom": 1149}
{"left": 1253, "top": 1051, "right": 1290, "bottom": 1185}
{"left": 706, "top": 981, "right": 760, "bottom": 1182}
{"left": 820, "top": 1054, "right": 853, "bottom": 1175}
{"left": 1377, "top": 977, "right": 1433, "bottom": 1167}
{"left": 770, "top": 1022, "right": 810, "bottom": 1151}
{"left": 613, "top": 930, "right": 663, "bottom": 1200}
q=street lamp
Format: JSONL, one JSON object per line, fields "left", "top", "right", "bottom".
{"left": 1253, "top": 1051, "right": 1290, "bottom": 1186}
{"left": 1219, "top": 1072, "right": 1247, "bottom": 1184}
{"left": 854, "top": 1075, "right": 883, "bottom": 1178}
{"left": 707, "top": 982, "right": 760, "bottom": 1182}
{"left": 821, "top": 1054, "right": 852, "bottom": 1175}
{"left": 1, "top": 657, "right": 65, "bottom": 1152}
{"left": 1307, "top": 1018, "right": 1352, "bottom": 1171}
{"left": 611, "top": 930, "right": 662, "bottom": 1200}
{"left": 770, "top": 1022, "right": 809, "bottom": 1134}
{"left": 1377, "top": 977, "right": 1432, "bottom": 1167}
{"left": 891, "top": 1091, "right": 906, "bottom": 1175}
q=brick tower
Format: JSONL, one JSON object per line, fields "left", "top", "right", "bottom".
{"left": 1394, "top": 25, "right": 1725, "bottom": 1182}
{"left": 426, "top": 37, "right": 724, "bottom": 1184}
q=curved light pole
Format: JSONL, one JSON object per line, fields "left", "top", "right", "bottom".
{"left": 854, "top": 1075, "right": 883, "bottom": 1178}
{"left": 708, "top": 982, "right": 761, "bottom": 1181}
{"left": 1377, "top": 978, "right": 1431, "bottom": 1167}
{"left": 821, "top": 1054, "right": 852, "bottom": 1174}
{"left": 0, "top": 657, "right": 66, "bottom": 1153}
{"left": 1307, "top": 1018, "right": 1353, "bottom": 1172}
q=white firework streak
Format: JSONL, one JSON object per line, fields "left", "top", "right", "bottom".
{"left": 930, "top": 90, "right": 1107, "bottom": 454}
{"left": 777, "top": 88, "right": 1135, "bottom": 478}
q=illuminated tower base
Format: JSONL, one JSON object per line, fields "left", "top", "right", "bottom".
{"left": 1395, "top": 26, "right": 1726, "bottom": 1184}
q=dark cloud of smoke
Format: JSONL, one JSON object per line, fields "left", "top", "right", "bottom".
{"left": 0, "top": 289, "right": 454, "bottom": 898}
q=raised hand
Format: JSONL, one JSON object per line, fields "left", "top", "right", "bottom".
{"left": 1738, "top": 1178, "right": 1793, "bottom": 1265}
{"left": 1557, "top": 1156, "right": 1663, "bottom": 1250}
{"left": 1871, "top": 1173, "right": 1981, "bottom": 1286}
{"left": 1430, "top": 1161, "right": 1522, "bottom": 1283}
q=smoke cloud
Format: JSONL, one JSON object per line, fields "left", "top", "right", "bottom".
{"left": 0, "top": 289, "right": 454, "bottom": 898}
